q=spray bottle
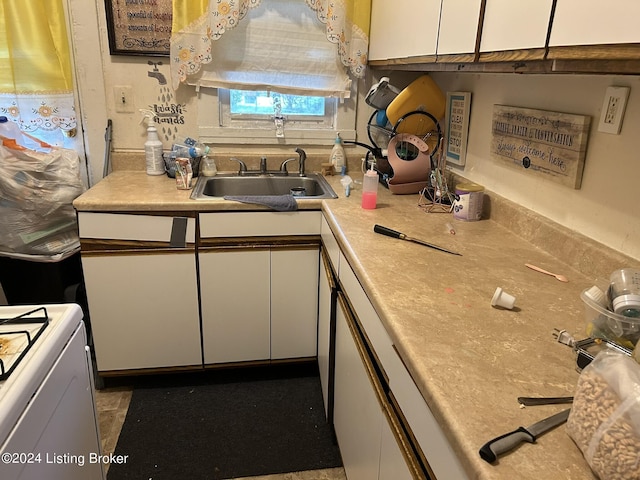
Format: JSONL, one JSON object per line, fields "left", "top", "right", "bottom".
{"left": 140, "top": 109, "right": 164, "bottom": 175}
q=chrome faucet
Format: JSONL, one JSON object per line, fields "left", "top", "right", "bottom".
{"left": 229, "top": 157, "right": 248, "bottom": 175}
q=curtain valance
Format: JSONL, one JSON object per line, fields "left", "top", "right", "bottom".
{"left": 170, "top": 0, "right": 370, "bottom": 94}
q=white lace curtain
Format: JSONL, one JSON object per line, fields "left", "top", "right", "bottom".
{"left": 170, "top": 0, "right": 370, "bottom": 97}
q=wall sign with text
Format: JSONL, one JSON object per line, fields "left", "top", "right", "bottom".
{"left": 490, "top": 105, "right": 591, "bottom": 189}
{"left": 445, "top": 92, "right": 471, "bottom": 167}
{"left": 105, "top": 0, "right": 172, "bottom": 56}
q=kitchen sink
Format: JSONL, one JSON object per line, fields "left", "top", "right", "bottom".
{"left": 190, "top": 173, "right": 338, "bottom": 200}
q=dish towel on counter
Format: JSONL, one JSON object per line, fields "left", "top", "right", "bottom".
{"left": 223, "top": 195, "right": 298, "bottom": 211}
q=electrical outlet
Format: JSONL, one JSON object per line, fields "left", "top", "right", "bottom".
{"left": 113, "top": 85, "right": 135, "bottom": 113}
{"left": 598, "top": 86, "right": 629, "bottom": 135}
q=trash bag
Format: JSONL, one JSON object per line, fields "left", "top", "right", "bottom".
{"left": 0, "top": 135, "right": 85, "bottom": 259}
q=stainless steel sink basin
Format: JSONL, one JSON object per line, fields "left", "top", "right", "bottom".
{"left": 190, "top": 173, "right": 338, "bottom": 200}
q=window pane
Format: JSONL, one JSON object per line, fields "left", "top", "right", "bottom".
{"left": 230, "top": 90, "right": 325, "bottom": 116}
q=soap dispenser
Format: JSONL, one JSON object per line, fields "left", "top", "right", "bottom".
{"left": 140, "top": 109, "right": 164, "bottom": 175}
{"left": 330, "top": 133, "right": 346, "bottom": 174}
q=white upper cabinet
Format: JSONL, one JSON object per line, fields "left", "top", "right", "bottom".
{"left": 480, "top": 0, "right": 554, "bottom": 52}
{"left": 369, "top": 0, "right": 441, "bottom": 61}
{"left": 437, "top": 0, "right": 483, "bottom": 56}
{"left": 549, "top": 0, "right": 640, "bottom": 46}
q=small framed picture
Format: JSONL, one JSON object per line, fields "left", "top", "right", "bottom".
{"left": 104, "top": 0, "right": 172, "bottom": 56}
{"left": 445, "top": 92, "right": 471, "bottom": 167}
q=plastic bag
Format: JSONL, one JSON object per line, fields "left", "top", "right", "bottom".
{"left": 567, "top": 348, "right": 640, "bottom": 479}
{"left": 0, "top": 135, "right": 85, "bottom": 259}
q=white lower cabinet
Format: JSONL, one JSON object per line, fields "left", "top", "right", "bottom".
{"left": 317, "top": 250, "right": 335, "bottom": 417}
{"left": 379, "top": 414, "right": 413, "bottom": 480}
{"left": 199, "top": 249, "right": 271, "bottom": 364}
{"left": 334, "top": 293, "right": 384, "bottom": 480}
{"left": 333, "top": 292, "right": 414, "bottom": 480}
{"left": 82, "top": 252, "right": 201, "bottom": 371}
{"left": 271, "top": 248, "right": 319, "bottom": 359}
{"left": 199, "top": 247, "right": 319, "bottom": 364}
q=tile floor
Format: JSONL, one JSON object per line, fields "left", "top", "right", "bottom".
{"left": 94, "top": 384, "right": 346, "bottom": 480}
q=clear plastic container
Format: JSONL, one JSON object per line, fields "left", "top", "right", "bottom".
{"left": 361, "top": 170, "right": 378, "bottom": 209}
{"left": 609, "top": 268, "right": 640, "bottom": 317}
{"left": 582, "top": 287, "right": 640, "bottom": 350}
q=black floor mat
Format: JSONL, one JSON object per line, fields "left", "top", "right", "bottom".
{"left": 106, "top": 364, "right": 342, "bottom": 480}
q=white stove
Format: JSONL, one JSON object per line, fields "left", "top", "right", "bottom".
{"left": 0, "top": 304, "right": 105, "bottom": 480}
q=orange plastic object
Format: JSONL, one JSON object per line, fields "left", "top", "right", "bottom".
{"left": 386, "top": 75, "right": 445, "bottom": 136}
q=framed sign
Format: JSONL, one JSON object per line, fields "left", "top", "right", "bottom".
{"left": 490, "top": 105, "right": 591, "bottom": 189}
{"left": 105, "top": 0, "right": 173, "bottom": 56}
{"left": 444, "top": 92, "right": 471, "bottom": 167}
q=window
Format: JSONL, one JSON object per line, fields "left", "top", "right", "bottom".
{"left": 220, "top": 89, "right": 336, "bottom": 130}
{"left": 230, "top": 90, "right": 325, "bottom": 117}
{"left": 198, "top": 87, "right": 356, "bottom": 146}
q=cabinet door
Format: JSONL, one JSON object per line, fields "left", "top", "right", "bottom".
{"left": 480, "top": 0, "right": 553, "bottom": 54}
{"left": 271, "top": 248, "right": 319, "bottom": 359}
{"left": 437, "top": 0, "right": 483, "bottom": 57}
{"left": 369, "top": 0, "right": 441, "bottom": 61}
{"left": 333, "top": 294, "right": 382, "bottom": 480}
{"left": 549, "top": 0, "right": 640, "bottom": 46}
{"left": 379, "top": 414, "right": 413, "bottom": 480}
{"left": 317, "top": 251, "right": 336, "bottom": 418}
{"left": 200, "top": 250, "right": 270, "bottom": 364}
{"left": 83, "top": 252, "right": 201, "bottom": 371}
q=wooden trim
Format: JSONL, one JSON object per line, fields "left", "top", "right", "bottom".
{"left": 80, "top": 238, "right": 196, "bottom": 254}
{"left": 551, "top": 58, "right": 640, "bottom": 74}
{"left": 543, "top": 0, "right": 558, "bottom": 59}
{"left": 98, "top": 364, "right": 204, "bottom": 377}
{"left": 98, "top": 357, "right": 317, "bottom": 377}
{"left": 77, "top": 210, "right": 198, "bottom": 218}
{"left": 435, "top": 53, "right": 476, "bottom": 64}
{"left": 548, "top": 43, "right": 640, "bottom": 60}
{"left": 203, "top": 357, "right": 317, "bottom": 370}
{"left": 198, "top": 235, "right": 321, "bottom": 250}
{"left": 473, "top": 0, "right": 487, "bottom": 62}
{"left": 369, "top": 54, "right": 437, "bottom": 68}
{"left": 478, "top": 47, "right": 547, "bottom": 62}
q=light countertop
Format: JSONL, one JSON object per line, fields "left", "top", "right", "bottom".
{"left": 74, "top": 169, "right": 627, "bottom": 479}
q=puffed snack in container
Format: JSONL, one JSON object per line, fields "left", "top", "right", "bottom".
{"left": 566, "top": 348, "right": 640, "bottom": 480}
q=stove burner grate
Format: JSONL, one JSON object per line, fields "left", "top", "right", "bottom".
{"left": 0, "top": 307, "right": 50, "bottom": 380}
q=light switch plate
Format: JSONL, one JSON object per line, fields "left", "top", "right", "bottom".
{"left": 598, "top": 86, "right": 629, "bottom": 135}
{"left": 113, "top": 85, "right": 135, "bottom": 113}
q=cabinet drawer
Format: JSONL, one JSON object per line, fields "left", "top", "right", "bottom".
{"left": 321, "top": 215, "right": 340, "bottom": 274}
{"left": 78, "top": 212, "right": 196, "bottom": 243}
{"left": 386, "top": 348, "right": 468, "bottom": 480}
{"left": 199, "top": 211, "right": 321, "bottom": 238}
{"left": 338, "top": 253, "right": 394, "bottom": 375}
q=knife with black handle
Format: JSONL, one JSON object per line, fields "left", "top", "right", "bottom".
{"left": 373, "top": 224, "right": 462, "bottom": 256}
{"left": 479, "top": 408, "right": 570, "bottom": 464}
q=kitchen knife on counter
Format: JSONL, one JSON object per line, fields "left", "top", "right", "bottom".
{"left": 373, "top": 224, "right": 462, "bottom": 256}
{"left": 479, "top": 408, "right": 570, "bottom": 464}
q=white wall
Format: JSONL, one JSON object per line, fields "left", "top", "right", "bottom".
{"left": 429, "top": 72, "right": 640, "bottom": 261}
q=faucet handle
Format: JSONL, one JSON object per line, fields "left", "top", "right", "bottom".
{"left": 279, "top": 157, "right": 297, "bottom": 174}
{"left": 230, "top": 157, "right": 247, "bottom": 175}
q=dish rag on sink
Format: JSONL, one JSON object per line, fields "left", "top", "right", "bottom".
{"left": 223, "top": 195, "right": 298, "bottom": 211}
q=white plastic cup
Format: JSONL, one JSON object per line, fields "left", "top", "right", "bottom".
{"left": 491, "top": 287, "right": 516, "bottom": 309}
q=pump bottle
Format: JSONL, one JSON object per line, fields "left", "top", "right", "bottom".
{"left": 330, "top": 133, "right": 346, "bottom": 173}
{"left": 140, "top": 109, "right": 164, "bottom": 175}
